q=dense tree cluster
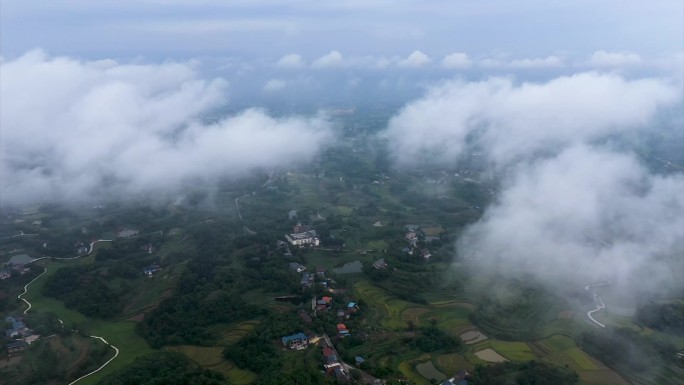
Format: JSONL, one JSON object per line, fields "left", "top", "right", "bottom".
{"left": 411, "top": 326, "right": 461, "bottom": 353}
{"left": 42, "top": 265, "right": 122, "bottom": 318}
{"left": 579, "top": 327, "right": 679, "bottom": 372}
{"left": 223, "top": 312, "right": 325, "bottom": 385}
{"left": 99, "top": 352, "right": 226, "bottom": 385}
{"left": 138, "top": 287, "right": 261, "bottom": 348}
{"left": 635, "top": 302, "right": 684, "bottom": 335}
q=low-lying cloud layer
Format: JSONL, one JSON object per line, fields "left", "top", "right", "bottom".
{"left": 381, "top": 72, "right": 683, "bottom": 294}
{"left": 458, "top": 145, "right": 684, "bottom": 292}
{"left": 0, "top": 51, "right": 333, "bottom": 204}
{"left": 383, "top": 73, "right": 680, "bottom": 166}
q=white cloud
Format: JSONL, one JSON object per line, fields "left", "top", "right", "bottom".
{"left": 458, "top": 145, "right": 684, "bottom": 291}
{"left": 381, "top": 73, "right": 680, "bottom": 166}
{"left": 0, "top": 50, "right": 333, "bottom": 204}
{"left": 441, "top": 52, "right": 471, "bottom": 69}
{"left": 263, "top": 78, "right": 286, "bottom": 92}
{"left": 478, "top": 57, "right": 506, "bottom": 68}
{"left": 312, "top": 50, "right": 344, "bottom": 68}
{"left": 508, "top": 55, "right": 563, "bottom": 69}
{"left": 586, "top": 50, "right": 642, "bottom": 67}
{"left": 398, "top": 50, "right": 431, "bottom": 68}
{"left": 275, "top": 53, "right": 306, "bottom": 68}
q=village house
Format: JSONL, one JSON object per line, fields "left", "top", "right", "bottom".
{"left": 289, "top": 262, "right": 306, "bottom": 273}
{"left": 7, "top": 340, "right": 27, "bottom": 355}
{"left": 372, "top": 258, "right": 388, "bottom": 269}
{"left": 441, "top": 369, "right": 470, "bottom": 385}
{"left": 300, "top": 272, "right": 314, "bottom": 288}
{"left": 281, "top": 332, "right": 308, "bottom": 350}
{"left": 337, "top": 323, "right": 350, "bottom": 337}
{"left": 322, "top": 347, "right": 350, "bottom": 382}
{"left": 5, "top": 316, "right": 30, "bottom": 338}
{"left": 143, "top": 263, "right": 161, "bottom": 277}
{"left": 346, "top": 302, "right": 360, "bottom": 315}
{"left": 0, "top": 270, "right": 10, "bottom": 280}
{"left": 316, "top": 296, "right": 333, "bottom": 312}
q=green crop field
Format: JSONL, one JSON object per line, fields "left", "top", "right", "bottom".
{"left": 488, "top": 340, "right": 536, "bottom": 361}
{"left": 541, "top": 335, "right": 576, "bottom": 351}
{"left": 566, "top": 347, "right": 598, "bottom": 370}
{"left": 398, "top": 359, "right": 430, "bottom": 385}
{"left": 415, "top": 360, "right": 446, "bottom": 382}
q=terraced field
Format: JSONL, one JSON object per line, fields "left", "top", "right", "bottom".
{"left": 532, "top": 334, "right": 630, "bottom": 385}
{"left": 167, "top": 345, "right": 257, "bottom": 385}
{"left": 488, "top": 340, "right": 535, "bottom": 361}
{"left": 354, "top": 280, "right": 474, "bottom": 333}
{"left": 209, "top": 320, "right": 261, "bottom": 345}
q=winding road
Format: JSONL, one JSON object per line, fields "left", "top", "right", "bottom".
{"left": 584, "top": 281, "right": 612, "bottom": 328}
{"left": 16, "top": 238, "right": 119, "bottom": 384}
{"left": 66, "top": 336, "right": 119, "bottom": 385}
{"left": 18, "top": 267, "right": 47, "bottom": 314}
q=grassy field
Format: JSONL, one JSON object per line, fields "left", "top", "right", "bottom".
{"left": 79, "top": 321, "right": 154, "bottom": 385}
{"left": 565, "top": 347, "right": 598, "bottom": 370}
{"left": 434, "top": 353, "right": 473, "bottom": 374}
{"left": 415, "top": 360, "right": 446, "bottom": 382}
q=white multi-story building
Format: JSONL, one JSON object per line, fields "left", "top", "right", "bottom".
{"left": 286, "top": 230, "right": 320, "bottom": 247}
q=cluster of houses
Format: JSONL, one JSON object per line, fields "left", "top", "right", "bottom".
{"left": 1, "top": 254, "right": 35, "bottom": 280}
{"left": 289, "top": 262, "right": 333, "bottom": 291}
{"left": 403, "top": 226, "right": 433, "bottom": 261}
{"left": 322, "top": 345, "right": 351, "bottom": 382}
{"left": 5, "top": 315, "right": 40, "bottom": 355}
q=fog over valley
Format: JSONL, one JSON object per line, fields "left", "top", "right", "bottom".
{"left": 1, "top": 2, "right": 683, "bottom": 385}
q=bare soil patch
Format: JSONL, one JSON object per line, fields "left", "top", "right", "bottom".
{"left": 459, "top": 330, "right": 488, "bottom": 344}
{"left": 558, "top": 310, "right": 574, "bottom": 319}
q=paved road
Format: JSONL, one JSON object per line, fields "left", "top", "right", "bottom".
{"left": 67, "top": 335, "right": 119, "bottom": 385}
{"left": 584, "top": 281, "right": 611, "bottom": 328}
{"left": 17, "top": 240, "right": 120, "bottom": 384}
{"left": 18, "top": 267, "right": 47, "bottom": 314}
{"left": 0, "top": 231, "right": 39, "bottom": 240}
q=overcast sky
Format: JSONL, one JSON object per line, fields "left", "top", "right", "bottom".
{"left": 2, "top": 1, "right": 683, "bottom": 68}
